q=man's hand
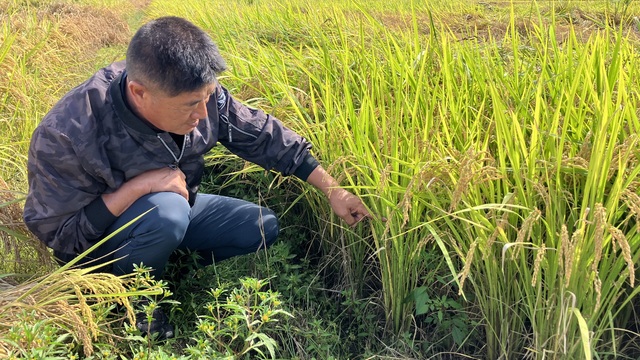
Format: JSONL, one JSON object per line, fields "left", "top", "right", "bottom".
{"left": 327, "top": 187, "right": 370, "bottom": 227}
{"left": 306, "top": 165, "right": 376, "bottom": 227}
{"left": 135, "top": 167, "right": 189, "bottom": 200}
{"left": 102, "top": 166, "right": 188, "bottom": 217}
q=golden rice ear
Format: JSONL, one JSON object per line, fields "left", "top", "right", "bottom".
{"left": 458, "top": 239, "right": 477, "bottom": 296}
{"left": 531, "top": 244, "right": 546, "bottom": 287}
{"left": 591, "top": 204, "right": 607, "bottom": 275}
{"left": 0, "top": 268, "right": 146, "bottom": 357}
{"left": 608, "top": 225, "right": 635, "bottom": 287}
{"left": 622, "top": 189, "right": 640, "bottom": 226}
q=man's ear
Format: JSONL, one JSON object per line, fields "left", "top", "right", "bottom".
{"left": 126, "top": 79, "right": 148, "bottom": 107}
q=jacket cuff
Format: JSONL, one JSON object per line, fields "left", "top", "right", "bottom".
{"left": 85, "top": 196, "right": 118, "bottom": 234}
{"left": 293, "top": 153, "right": 320, "bottom": 181}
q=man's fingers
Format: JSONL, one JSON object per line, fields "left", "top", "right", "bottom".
{"left": 350, "top": 213, "right": 368, "bottom": 227}
{"left": 349, "top": 207, "right": 373, "bottom": 227}
{"left": 349, "top": 211, "right": 387, "bottom": 227}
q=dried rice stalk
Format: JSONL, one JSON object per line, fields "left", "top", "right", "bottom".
{"left": 0, "top": 268, "right": 148, "bottom": 357}
{"left": 0, "top": 177, "right": 54, "bottom": 274}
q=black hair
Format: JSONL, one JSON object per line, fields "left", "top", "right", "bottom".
{"left": 126, "top": 16, "right": 227, "bottom": 96}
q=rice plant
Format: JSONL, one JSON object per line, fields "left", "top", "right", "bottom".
{"left": 146, "top": 0, "right": 640, "bottom": 357}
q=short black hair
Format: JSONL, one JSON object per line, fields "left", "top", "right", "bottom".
{"left": 126, "top": 16, "right": 227, "bottom": 96}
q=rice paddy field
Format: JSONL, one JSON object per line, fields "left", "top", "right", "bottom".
{"left": 1, "top": 0, "right": 640, "bottom": 359}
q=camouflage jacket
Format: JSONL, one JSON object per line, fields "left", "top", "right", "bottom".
{"left": 23, "top": 61, "right": 318, "bottom": 255}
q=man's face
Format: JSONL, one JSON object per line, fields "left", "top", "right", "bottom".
{"left": 132, "top": 81, "right": 217, "bottom": 135}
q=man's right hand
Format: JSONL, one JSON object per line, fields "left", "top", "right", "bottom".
{"left": 102, "top": 167, "right": 188, "bottom": 217}
{"left": 134, "top": 167, "right": 189, "bottom": 200}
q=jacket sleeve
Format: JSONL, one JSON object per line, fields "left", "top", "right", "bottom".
{"left": 214, "top": 84, "right": 319, "bottom": 179}
{"left": 23, "top": 125, "right": 115, "bottom": 254}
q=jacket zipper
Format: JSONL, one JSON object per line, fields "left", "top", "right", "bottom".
{"left": 217, "top": 90, "right": 258, "bottom": 143}
{"left": 157, "top": 133, "right": 186, "bottom": 169}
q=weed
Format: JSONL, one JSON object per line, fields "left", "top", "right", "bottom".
{"left": 185, "top": 277, "right": 292, "bottom": 359}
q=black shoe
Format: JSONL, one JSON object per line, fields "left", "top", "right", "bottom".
{"left": 135, "top": 305, "right": 175, "bottom": 340}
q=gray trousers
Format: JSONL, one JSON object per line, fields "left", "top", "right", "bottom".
{"left": 59, "top": 192, "right": 279, "bottom": 277}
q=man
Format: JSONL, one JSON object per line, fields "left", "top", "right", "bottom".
{"left": 23, "top": 16, "right": 370, "bottom": 339}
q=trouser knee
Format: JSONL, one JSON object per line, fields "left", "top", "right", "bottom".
{"left": 131, "top": 193, "right": 190, "bottom": 244}
{"left": 238, "top": 207, "right": 279, "bottom": 255}
{"left": 261, "top": 209, "right": 279, "bottom": 248}
{"left": 196, "top": 206, "right": 280, "bottom": 264}
{"left": 110, "top": 192, "right": 191, "bottom": 276}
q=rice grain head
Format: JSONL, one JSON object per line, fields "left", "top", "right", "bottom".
{"left": 74, "top": 285, "right": 99, "bottom": 341}
{"left": 378, "top": 163, "right": 391, "bottom": 193}
{"left": 559, "top": 225, "right": 568, "bottom": 273}
{"left": 0, "top": 270, "right": 139, "bottom": 356}
{"left": 563, "top": 208, "right": 590, "bottom": 287}
{"left": 533, "top": 180, "right": 551, "bottom": 212}
{"left": 531, "top": 244, "right": 546, "bottom": 287}
{"left": 622, "top": 189, "right": 640, "bottom": 225}
{"left": 608, "top": 135, "right": 637, "bottom": 181}
{"left": 485, "top": 211, "right": 509, "bottom": 260}
{"left": 560, "top": 223, "right": 581, "bottom": 288}
{"left": 594, "top": 275, "right": 602, "bottom": 313}
{"left": 591, "top": 203, "right": 606, "bottom": 274}
{"left": 401, "top": 176, "right": 417, "bottom": 228}
{"left": 561, "top": 155, "right": 589, "bottom": 171}
{"left": 564, "top": 230, "right": 580, "bottom": 288}
{"left": 512, "top": 208, "right": 541, "bottom": 260}
{"left": 608, "top": 225, "right": 635, "bottom": 287}
{"left": 458, "top": 239, "right": 478, "bottom": 296}
{"left": 449, "top": 150, "right": 476, "bottom": 212}
{"left": 577, "top": 131, "right": 592, "bottom": 161}
{"left": 55, "top": 300, "right": 93, "bottom": 355}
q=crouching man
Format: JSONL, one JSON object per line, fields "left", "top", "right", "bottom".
{"left": 23, "top": 16, "right": 370, "bottom": 339}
